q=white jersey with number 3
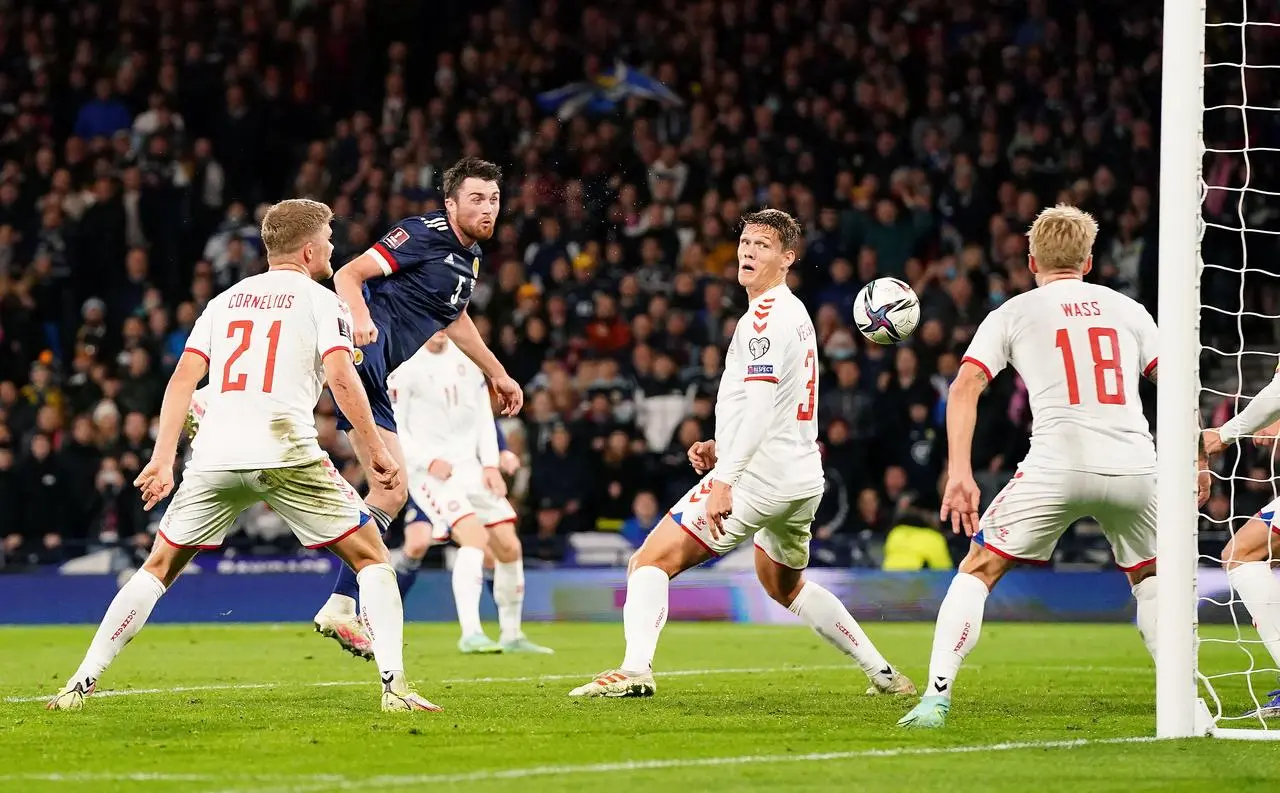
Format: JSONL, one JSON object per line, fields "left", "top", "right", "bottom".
{"left": 962, "top": 278, "right": 1158, "bottom": 474}
{"left": 183, "top": 269, "right": 356, "bottom": 472}
{"left": 716, "top": 284, "right": 824, "bottom": 500}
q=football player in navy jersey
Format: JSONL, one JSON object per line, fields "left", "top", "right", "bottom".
{"left": 313, "top": 157, "right": 524, "bottom": 658}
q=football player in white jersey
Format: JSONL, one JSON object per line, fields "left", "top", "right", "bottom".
{"left": 899, "top": 204, "right": 1208, "bottom": 728}
{"left": 47, "top": 199, "right": 440, "bottom": 713}
{"left": 388, "top": 334, "right": 552, "bottom": 655}
{"left": 1205, "top": 378, "right": 1280, "bottom": 716}
{"left": 569, "top": 209, "right": 913, "bottom": 699}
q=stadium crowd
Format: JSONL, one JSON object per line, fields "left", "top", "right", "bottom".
{"left": 0, "top": 0, "right": 1274, "bottom": 571}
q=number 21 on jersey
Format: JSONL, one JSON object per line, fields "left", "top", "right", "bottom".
{"left": 1054, "top": 326, "right": 1125, "bottom": 405}
{"left": 222, "top": 319, "right": 282, "bottom": 393}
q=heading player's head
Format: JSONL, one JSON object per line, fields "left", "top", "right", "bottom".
{"left": 443, "top": 157, "right": 503, "bottom": 245}
{"left": 737, "top": 209, "right": 800, "bottom": 294}
{"left": 425, "top": 330, "right": 449, "bottom": 353}
{"left": 260, "top": 198, "right": 335, "bottom": 279}
{"left": 1027, "top": 204, "right": 1098, "bottom": 285}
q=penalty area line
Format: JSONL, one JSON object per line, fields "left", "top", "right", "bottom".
{"left": 203, "top": 736, "right": 1164, "bottom": 793}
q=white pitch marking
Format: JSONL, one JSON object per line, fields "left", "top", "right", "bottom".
{"left": 3, "top": 663, "right": 1149, "bottom": 704}
{"left": 202, "top": 736, "right": 1164, "bottom": 793}
{"left": 3, "top": 664, "right": 851, "bottom": 703}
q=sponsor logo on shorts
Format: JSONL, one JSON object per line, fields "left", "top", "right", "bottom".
{"left": 353, "top": 348, "right": 365, "bottom": 365}
{"left": 693, "top": 515, "right": 708, "bottom": 531}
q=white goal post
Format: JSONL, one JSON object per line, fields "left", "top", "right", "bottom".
{"left": 1154, "top": 0, "right": 1206, "bottom": 739}
{"left": 1156, "top": 0, "right": 1280, "bottom": 740}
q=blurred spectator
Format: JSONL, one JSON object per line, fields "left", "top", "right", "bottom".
{"left": 0, "top": 0, "right": 1264, "bottom": 571}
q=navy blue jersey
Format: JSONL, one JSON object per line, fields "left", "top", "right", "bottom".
{"left": 363, "top": 211, "right": 481, "bottom": 372}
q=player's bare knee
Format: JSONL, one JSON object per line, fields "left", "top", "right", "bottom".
{"left": 488, "top": 524, "right": 521, "bottom": 563}
{"left": 402, "top": 526, "right": 431, "bottom": 559}
{"left": 1222, "top": 519, "right": 1274, "bottom": 569}
{"left": 1125, "top": 563, "right": 1156, "bottom": 587}
{"left": 142, "top": 542, "right": 191, "bottom": 588}
{"left": 957, "top": 545, "right": 1012, "bottom": 589}
{"left": 631, "top": 520, "right": 698, "bottom": 578}
{"left": 451, "top": 516, "right": 487, "bottom": 549}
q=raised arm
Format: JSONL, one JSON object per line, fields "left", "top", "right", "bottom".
{"left": 332, "top": 253, "right": 384, "bottom": 346}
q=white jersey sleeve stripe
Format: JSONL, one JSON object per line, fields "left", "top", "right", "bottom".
{"left": 367, "top": 246, "right": 395, "bottom": 277}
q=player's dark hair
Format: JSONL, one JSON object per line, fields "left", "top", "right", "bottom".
{"left": 741, "top": 208, "right": 802, "bottom": 252}
{"left": 443, "top": 157, "right": 503, "bottom": 198}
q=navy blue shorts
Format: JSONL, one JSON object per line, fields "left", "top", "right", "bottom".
{"left": 334, "top": 328, "right": 396, "bottom": 434}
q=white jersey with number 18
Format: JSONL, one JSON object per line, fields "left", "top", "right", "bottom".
{"left": 183, "top": 269, "right": 356, "bottom": 472}
{"left": 962, "top": 278, "right": 1158, "bottom": 475}
{"left": 716, "top": 284, "right": 824, "bottom": 501}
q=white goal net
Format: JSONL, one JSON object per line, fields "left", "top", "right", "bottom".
{"left": 1162, "top": 0, "right": 1280, "bottom": 739}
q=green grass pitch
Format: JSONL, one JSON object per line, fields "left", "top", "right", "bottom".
{"left": 3, "top": 622, "right": 1279, "bottom": 792}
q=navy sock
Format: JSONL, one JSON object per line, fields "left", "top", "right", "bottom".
{"left": 394, "top": 553, "right": 423, "bottom": 599}
{"left": 331, "top": 505, "right": 395, "bottom": 599}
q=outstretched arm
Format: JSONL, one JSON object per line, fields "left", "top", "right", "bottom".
{"left": 136, "top": 350, "right": 208, "bottom": 510}
{"left": 447, "top": 311, "right": 523, "bottom": 415}
{"left": 940, "top": 362, "right": 988, "bottom": 536}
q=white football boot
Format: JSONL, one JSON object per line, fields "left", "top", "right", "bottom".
{"left": 46, "top": 677, "right": 97, "bottom": 711}
{"left": 865, "top": 670, "right": 918, "bottom": 696}
{"left": 313, "top": 610, "right": 374, "bottom": 660}
{"left": 568, "top": 669, "right": 656, "bottom": 698}
{"left": 380, "top": 672, "right": 443, "bottom": 712}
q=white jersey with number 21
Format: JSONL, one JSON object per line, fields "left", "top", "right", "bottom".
{"left": 183, "top": 269, "right": 356, "bottom": 472}
{"left": 962, "top": 278, "right": 1158, "bottom": 475}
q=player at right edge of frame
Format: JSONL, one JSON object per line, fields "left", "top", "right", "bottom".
{"left": 898, "top": 204, "right": 1212, "bottom": 728}
{"left": 1204, "top": 377, "right": 1280, "bottom": 717}
{"left": 568, "top": 209, "right": 914, "bottom": 700}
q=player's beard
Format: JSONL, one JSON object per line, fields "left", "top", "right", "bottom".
{"left": 463, "top": 216, "right": 496, "bottom": 242}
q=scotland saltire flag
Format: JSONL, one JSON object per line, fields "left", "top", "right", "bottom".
{"left": 537, "top": 61, "right": 682, "bottom": 121}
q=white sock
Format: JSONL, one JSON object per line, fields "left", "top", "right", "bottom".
{"left": 787, "top": 580, "right": 895, "bottom": 687}
{"left": 621, "top": 566, "right": 669, "bottom": 673}
{"left": 925, "top": 572, "right": 989, "bottom": 699}
{"left": 323, "top": 593, "right": 357, "bottom": 618}
{"left": 357, "top": 563, "right": 404, "bottom": 676}
{"left": 494, "top": 559, "right": 525, "bottom": 643}
{"left": 69, "top": 569, "right": 167, "bottom": 687}
{"left": 452, "top": 545, "right": 486, "bottom": 637}
{"left": 1228, "top": 562, "right": 1280, "bottom": 669}
{"left": 1132, "top": 576, "right": 1159, "bottom": 662}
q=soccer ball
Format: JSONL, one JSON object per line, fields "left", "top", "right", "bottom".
{"left": 852, "top": 277, "right": 921, "bottom": 345}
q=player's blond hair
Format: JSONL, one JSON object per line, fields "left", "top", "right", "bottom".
{"left": 1027, "top": 204, "right": 1099, "bottom": 273}
{"left": 260, "top": 198, "right": 333, "bottom": 257}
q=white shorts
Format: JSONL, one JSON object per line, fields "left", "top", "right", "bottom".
{"left": 977, "top": 467, "right": 1156, "bottom": 571}
{"left": 668, "top": 474, "right": 823, "bottom": 569}
{"left": 159, "top": 457, "right": 368, "bottom": 549}
{"left": 407, "top": 463, "right": 516, "bottom": 541}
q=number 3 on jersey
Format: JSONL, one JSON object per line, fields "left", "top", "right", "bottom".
{"left": 222, "top": 319, "right": 282, "bottom": 393}
{"left": 1054, "top": 326, "right": 1125, "bottom": 406}
{"left": 796, "top": 349, "right": 817, "bottom": 420}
